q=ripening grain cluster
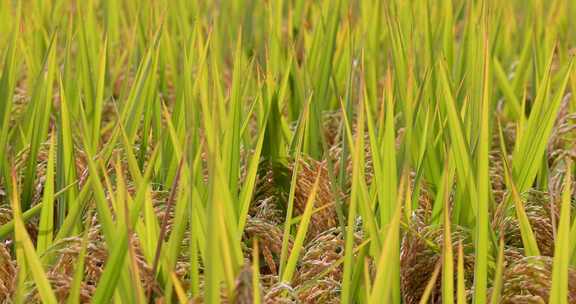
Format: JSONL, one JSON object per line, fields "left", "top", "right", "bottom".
{"left": 0, "top": 0, "right": 575, "bottom": 303}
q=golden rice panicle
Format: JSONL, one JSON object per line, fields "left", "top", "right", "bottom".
{"left": 498, "top": 191, "right": 558, "bottom": 256}
{"left": 290, "top": 157, "right": 337, "bottom": 240}
{"left": 500, "top": 256, "right": 576, "bottom": 303}
{"left": 400, "top": 222, "right": 476, "bottom": 304}
{"left": 0, "top": 243, "right": 15, "bottom": 302}
{"left": 243, "top": 217, "right": 291, "bottom": 275}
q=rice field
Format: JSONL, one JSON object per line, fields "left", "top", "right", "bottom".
{"left": 0, "top": 0, "right": 575, "bottom": 303}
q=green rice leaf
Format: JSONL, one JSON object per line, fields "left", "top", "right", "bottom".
{"left": 36, "top": 131, "right": 56, "bottom": 254}
{"left": 281, "top": 169, "right": 322, "bottom": 284}
{"left": 549, "top": 161, "right": 573, "bottom": 304}
{"left": 11, "top": 172, "right": 58, "bottom": 304}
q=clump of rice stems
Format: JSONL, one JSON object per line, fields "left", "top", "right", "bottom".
{"left": 499, "top": 256, "right": 576, "bottom": 303}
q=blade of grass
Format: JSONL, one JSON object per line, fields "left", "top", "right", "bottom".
{"left": 171, "top": 272, "right": 188, "bottom": 304}
{"left": 473, "top": 30, "right": 491, "bottom": 304}
{"left": 278, "top": 99, "right": 309, "bottom": 276}
{"left": 498, "top": 121, "right": 541, "bottom": 256}
{"left": 490, "top": 237, "right": 505, "bottom": 304}
{"left": 457, "top": 240, "right": 467, "bottom": 304}
{"left": 56, "top": 74, "right": 79, "bottom": 231}
{"left": 0, "top": 27, "right": 18, "bottom": 183}
{"left": 252, "top": 238, "right": 261, "bottom": 304}
{"left": 66, "top": 221, "right": 91, "bottom": 304}
{"left": 36, "top": 131, "right": 56, "bottom": 254}
{"left": 11, "top": 171, "right": 58, "bottom": 304}
{"left": 549, "top": 160, "right": 572, "bottom": 304}
{"left": 341, "top": 96, "right": 367, "bottom": 303}
{"left": 442, "top": 162, "right": 454, "bottom": 304}
{"left": 21, "top": 36, "right": 57, "bottom": 211}
{"left": 369, "top": 176, "right": 405, "bottom": 303}
{"left": 91, "top": 147, "right": 159, "bottom": 303}
{"left": 512, "top": 56, "right": 573, "bottom": 193}
{"left": 419, "top": 262, "right": 442, "bottom": 304}
{"left": 91, "top": 37, "right": 108, "bottom": 150}
{"left": 280, "top": 169, "right": 322, "bottom": 284}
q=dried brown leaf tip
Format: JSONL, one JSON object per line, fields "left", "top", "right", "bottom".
{"left": 500, "top": 256, "right": 576, "bottom": 303}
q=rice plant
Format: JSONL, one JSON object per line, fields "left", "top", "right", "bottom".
{"left": 0, "top": 0, "right": 575, "bottom": 303}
